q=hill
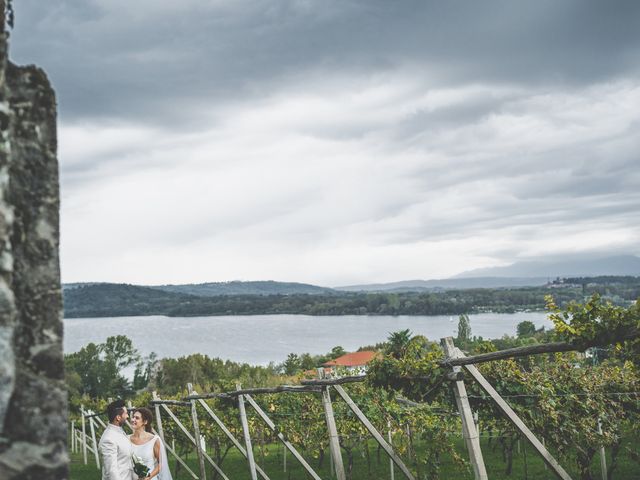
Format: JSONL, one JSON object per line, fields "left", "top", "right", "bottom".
{"left": 336, "top": 277, "right": 548, "bottom": 292}
{"left": 454, "top": 255, "right": 640, "bottom": 278}
{"left": 150, "top": 280, "right": 336, "bottom": 296}
{"left": 63, "top": 283, "right": 197, "bottom": 318}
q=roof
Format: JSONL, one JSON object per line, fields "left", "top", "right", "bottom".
{"left": 323, "top": 351, "right": 380, "bottom": 367}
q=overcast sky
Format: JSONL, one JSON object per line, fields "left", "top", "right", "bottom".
{"left": 11, "top": 0, "right": 640, "bottom": 286}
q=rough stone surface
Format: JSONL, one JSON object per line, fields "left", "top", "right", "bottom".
{"left": 0, "top": 3, "right": 67, "bottom": 478}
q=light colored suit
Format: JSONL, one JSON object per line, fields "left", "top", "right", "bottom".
{"left": 98, "top": 424, "right": 136, "bottom": 480}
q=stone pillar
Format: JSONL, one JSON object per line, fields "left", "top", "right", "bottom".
{"left": 0, "top": 1, "right": 67, "bottom": 478}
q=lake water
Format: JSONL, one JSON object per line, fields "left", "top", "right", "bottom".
{"left": 63, "top": 312, "right": 552, "bottom": 365}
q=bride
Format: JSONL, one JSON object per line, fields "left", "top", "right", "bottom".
{"left": 129, "top": 408, "right": 172, "bottom": 480}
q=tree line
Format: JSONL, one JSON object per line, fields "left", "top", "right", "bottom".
{"left": 63, "top": 276, "right": 640, "bottom": 318}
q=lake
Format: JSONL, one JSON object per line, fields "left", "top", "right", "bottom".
{"left": 63, "top": 312, "right": 552, "bottom": 365}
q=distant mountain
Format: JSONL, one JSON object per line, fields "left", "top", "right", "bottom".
{"left": 454, "top": 255, "right": 640, "bottom": 279}
{"left": 336, "top": 277, "right": 548, "bottom": 292}
{"left": 150, "top": 280, "right": 336, "bottom": 296}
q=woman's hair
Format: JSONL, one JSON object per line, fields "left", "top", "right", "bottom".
{"left": 135, "top": 407, "right": 154, "bottom": 433}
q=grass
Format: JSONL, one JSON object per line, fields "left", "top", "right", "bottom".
{"left": 70, "top": 433, "right": 639, "bottom": 479}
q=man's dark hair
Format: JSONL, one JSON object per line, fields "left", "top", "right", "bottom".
{"left": 106, "top": 399, "right": 126, "bottom": 422}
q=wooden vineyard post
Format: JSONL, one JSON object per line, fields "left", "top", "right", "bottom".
{"left": 441, "top": 337, "right": 488, "bottom": 480}
{"left": 388, "top": 420, "right": 395, "bottom": 480}
{"left": 70, "top": 420, "right": 76, "bottom": 453}
{"left": 74, "top": 429, "right": 81, "bottom": 454}
{"left": 191, "top": 392, "right": 271, "bottom": 480}
{"left": 88, "top": 413, "right": 101, "bottom": 469}
{"left": 244, "top": 394, "right": 323, "bottom": 480}
{"left": 597, "top": 419, "right": 607, "bottom": 480}
{"left": 81, "top": 405, "right": 88, "bottom": 465}
{"left": 152, "top": 392, "right": 166, "bottom": 444}
{"left": 152, "top": 392, "right": 198, "bottom": 480}
{"left": 333, "top": 385, "right": 415, "bottom": 480}
{"left": 188, "top": 383, "right": 207, "bottom": 480}
{"left": 237, "top": 384, "right": 258, "bottom": 480}
{"left": 318, "top": 369, "right": 346, "bottom": 480}
{"left": 456, "top": 347, "right": 573, "bottom": 480}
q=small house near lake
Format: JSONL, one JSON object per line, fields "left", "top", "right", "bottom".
{"left": 322, "top": 350, "right": 381, "bottom": 376}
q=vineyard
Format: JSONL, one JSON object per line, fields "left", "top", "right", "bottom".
{"left": 68, "top": 296, "right": 640, "bottom": 480}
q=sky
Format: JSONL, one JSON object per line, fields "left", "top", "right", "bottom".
{"left": 10, "top": 0, "right": 640, "bottom": 287}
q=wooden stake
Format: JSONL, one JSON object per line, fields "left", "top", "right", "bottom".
{"left": 441, "top": 338, "right": 487, "bottom": 480}
{"left": 387, "top": 421, "right": 395, "bottom": 480}
{"left": 457, "top": 347, "right": 573, "bottom": 480}
{"left": 193, "top": 393, "right": 271, "bottom": 480}
{"left": 188, "top": 383, "right": 207, "bottom": 480}
{"left": 318, "top": 369, "right": 346, "bottom": 480}
{"left": 245, "top": 393, "right": 323, "bottom": 480}
{"left": 152, "top": 391, "right": 165, "bottom": 439}
{"left": 333, "top": 385, "right": 415, "bottom": 480}
{"left": 70, "top": 420, "right": 76, "bottom": 453}
{"left": 81, "top": 406, "right": 88, "bottom": 465}
{"left": 89, "top": 412, "right": 100, "bottom": 470}
{"left": 89, "top": 415, "right": 101, "bottom": 469}
{"left": 237, "top": 384, "right": 258, "bottom": 480}
{"left": 597, "top": 419, "right": 607, "bottom": 480}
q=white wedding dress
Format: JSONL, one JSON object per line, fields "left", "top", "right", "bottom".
{"left": 130, "top": 434, "right": 172, "bottom": 480}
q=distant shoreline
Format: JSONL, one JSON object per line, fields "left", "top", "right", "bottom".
{"left": 63, "top": 309, "right": 549, "bottom": 320}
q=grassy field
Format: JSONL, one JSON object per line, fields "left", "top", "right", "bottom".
{"left": 70, "top": 433, "right": 639, "bottom": 479}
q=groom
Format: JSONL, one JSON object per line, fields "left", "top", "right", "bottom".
{"left": 98, "top": 399, "right": 135, "bottom": 480}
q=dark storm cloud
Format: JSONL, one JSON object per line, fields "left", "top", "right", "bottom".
{"left": 10, "top": 0, "right": 640, "bottom": 126}
{"left": 10, "top": 0, "right": 640, "bottom": 284}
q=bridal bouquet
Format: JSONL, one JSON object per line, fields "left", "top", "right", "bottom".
{"left": 132, "top": 454, "right": 150, "bottom": 479}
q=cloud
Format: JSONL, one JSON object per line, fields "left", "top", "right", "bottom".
{"left": 11, "top": 1, "right": 640, "bottom": 284}
{"left": 12, "top": 0, "right": 640, "bottom": 124}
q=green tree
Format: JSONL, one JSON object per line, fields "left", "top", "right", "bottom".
{"left": 456, "top": 314, "right": 471, "bottom": 346}
{"left": 282, "top": 353, "right": 302, "bottom": 375}
{"left": 386, "top": 329, "right": 413, "bottom": 358}
{"left": 102, "top": 335, "right": 140, "bottom": 369}
{"left": 64, "top": 336, "right": 141, "bottom": 398}
{"left": 516, "top": 320, "right": 536, "bottom": 338}
{"left": 329, "top": 345, "right": 346, "bottom": 359}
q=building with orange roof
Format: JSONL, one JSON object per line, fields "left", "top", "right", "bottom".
{"left": 322, "top": 351, "right": 381, "bottom": 376}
